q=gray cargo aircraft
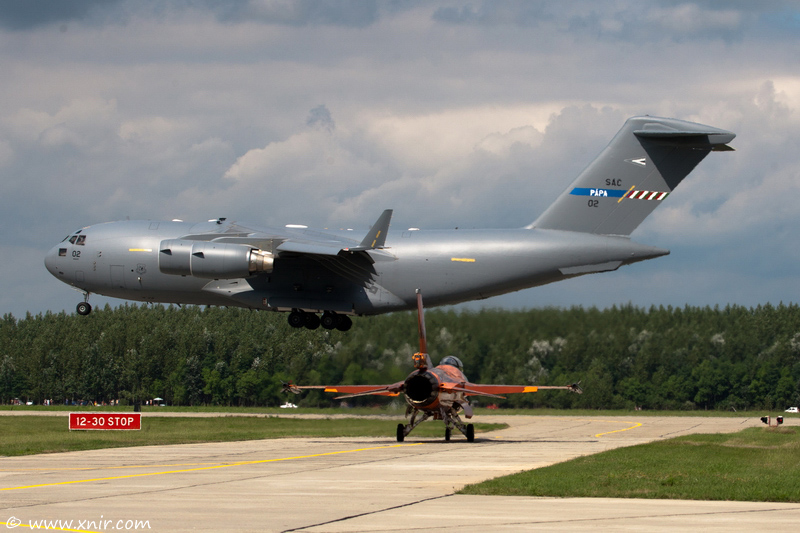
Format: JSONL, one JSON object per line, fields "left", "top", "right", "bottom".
{"left": 45, "top": 116, "right": 734, "bottom": 331}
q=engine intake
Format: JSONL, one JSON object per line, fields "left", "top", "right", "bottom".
{"left": 159, "top": 239, "right": 274, "bottom": 279}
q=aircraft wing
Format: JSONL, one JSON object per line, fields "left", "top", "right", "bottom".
{"left": 289, "top": 382, "right": 405, "bottom": 400}
{"left": 461, "top": 383, "right": 583, "bottom": 396}
{"left": 274, "top": 209, "right": 393, "bottom": 257}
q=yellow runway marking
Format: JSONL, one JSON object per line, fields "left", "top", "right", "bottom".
{"left": 1, "top": 462, "right": 231, "bottom": 473}
{"left": 479, "top": 418, "right": 643, "bottom": 440}
{"left": 1, "top": 443, "right": 423, "bottom": 491}
{"left": 536, "top": 417, "right": 643, "bottom": 438}
{"left": 593, "top": 420, "right": 643, "bottom": 437}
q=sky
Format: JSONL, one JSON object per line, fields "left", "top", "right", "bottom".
{"left": 2, "top": 0, "right": 800, "bottom": 318}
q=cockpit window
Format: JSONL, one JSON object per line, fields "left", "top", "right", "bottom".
{"left": 439, "top": 356, "right": 464, "bottom": 371}
{"left": 65, "top": 229, "right": 84, "bottom": 244}
{"left": 75, "top": 235, "right": 86, "bottom": 245}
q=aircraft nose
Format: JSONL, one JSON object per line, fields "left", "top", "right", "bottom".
{"left": 44, "top": 245, "right": 61, "bottom": 277}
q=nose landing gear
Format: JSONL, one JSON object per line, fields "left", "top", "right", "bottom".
{"left": 76, "top": 295, "right": 92, "bottom": 316}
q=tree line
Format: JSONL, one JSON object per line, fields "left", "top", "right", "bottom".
{"left": 2, "top": 302, "right": 799, "bottom": 411}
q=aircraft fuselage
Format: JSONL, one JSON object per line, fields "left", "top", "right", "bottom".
{"left": 44, "top": 218, "right": 667, "bottom": 316}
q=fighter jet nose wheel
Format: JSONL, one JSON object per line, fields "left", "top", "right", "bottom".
{"left": 396, "top": 423, "right": 405, "bottom": 442}
{"left": 76, "top": 302, "right": 92, "bottom": 316}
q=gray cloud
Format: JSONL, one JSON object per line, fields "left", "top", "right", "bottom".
{"left": 0, "top": 0, "right": 124, "bottom": 30}
{"left": 306, "top": 104, "right": 336, "bottom": 132}
{"left": 213, "top": 0, "right": 383, "bottom": 27}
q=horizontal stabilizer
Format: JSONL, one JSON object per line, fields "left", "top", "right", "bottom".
{"left": 633, "top": 122, "right": 736, "bottom": 148}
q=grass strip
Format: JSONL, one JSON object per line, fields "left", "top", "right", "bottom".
{"left": 1, "top": 416, "right": 505, "bottom": 456}
{"left": 460, "top": 426, "right": 800, "bottom": 502}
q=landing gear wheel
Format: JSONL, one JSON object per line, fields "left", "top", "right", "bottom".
{"left": 288, "top": 311, "right": 305, "bottom": 328}
{"left": 445, "top": 427, "right": 451, "bottom": 442}
{"left": 335, "top": 315, "right": 352, "bottom": 332}
{"left": 466, "top": 424, "right": 475, "bottom": 442}
{"left": 304, "top": 313, "right": 320, "bottom": 330}
{"left": 320, "top": 312, "right": 338, "bottom": 330}
{"left": 76, "top": 302, "right": 92, "bottom": 316}
{"left": 396, "top": 423, "right": 405, "bottom": 442}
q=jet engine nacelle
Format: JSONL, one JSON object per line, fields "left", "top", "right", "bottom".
{"left": 158, "top": 239, "right": 274, "bottom": 279}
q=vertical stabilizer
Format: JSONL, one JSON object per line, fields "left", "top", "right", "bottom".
{"left": 529, "top": 116, "right": 735, "bottom": 236}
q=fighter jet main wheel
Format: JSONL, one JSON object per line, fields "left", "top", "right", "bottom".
{"left": 445, "top": 427, "right": 451, "bottom": 442}
{"left": 288, "top": 311, "right": 305, "bottom": 328}
{"left": 76, "top": 302, "right": 92, "bottom": 316}
{"left": 396, "top": 423, "right": 405, "bottom": 442}
{"left": 466, "top": 424, "right": 475, "bottom": 443}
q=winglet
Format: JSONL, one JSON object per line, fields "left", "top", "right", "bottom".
{"left": 346, "top": 209, "right": 393, "bottom": 252}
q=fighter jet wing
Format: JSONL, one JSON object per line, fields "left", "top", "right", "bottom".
{"left": 288, "top": 382, "right": 405, "bottom": 400}
{"left": 326, "top": 381, "right": 405, "bottom": 399}
{"left": 462, "top": 383, "right": 583, "bottom": 396}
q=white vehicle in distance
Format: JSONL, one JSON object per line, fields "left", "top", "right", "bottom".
{"left": 785, "top": 407, "right": 798, "bottom": 413}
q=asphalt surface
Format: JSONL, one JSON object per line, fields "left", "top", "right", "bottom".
{"left": 2, "top": 414, "right": 799, "bottom": 532}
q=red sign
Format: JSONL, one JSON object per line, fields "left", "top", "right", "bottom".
{"left": 69, "top": 413, "right": 141, "bottom": 431}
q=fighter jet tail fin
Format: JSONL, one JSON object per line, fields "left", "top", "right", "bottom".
{"left": 528, "top": 116, "right": 735, "bottom": 236}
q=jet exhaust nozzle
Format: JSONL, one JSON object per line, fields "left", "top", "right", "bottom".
{"left": 404, "top": 372, "right": 438, "bottom": 406}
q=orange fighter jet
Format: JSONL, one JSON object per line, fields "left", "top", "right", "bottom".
{"left": 284, "top": 290, "right": 581, "bottom": 442}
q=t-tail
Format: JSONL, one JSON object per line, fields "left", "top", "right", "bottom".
{"left": 529, "top": 116, "right": 735, "bottom": 236}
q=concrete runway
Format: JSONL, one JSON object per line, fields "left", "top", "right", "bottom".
{"left": 2, "top": 414, "right": 799, "bottom": 532}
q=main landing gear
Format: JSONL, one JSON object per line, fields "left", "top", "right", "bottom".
{"left": 397, "top": 407, "right": 475, "bottom": 442}
{"left": 287, "top": 310, "right": 352, "bottom": 331}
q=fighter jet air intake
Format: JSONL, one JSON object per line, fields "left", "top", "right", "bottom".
{"left": 45, "top": 116, "right": 735, "bottom": 331}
